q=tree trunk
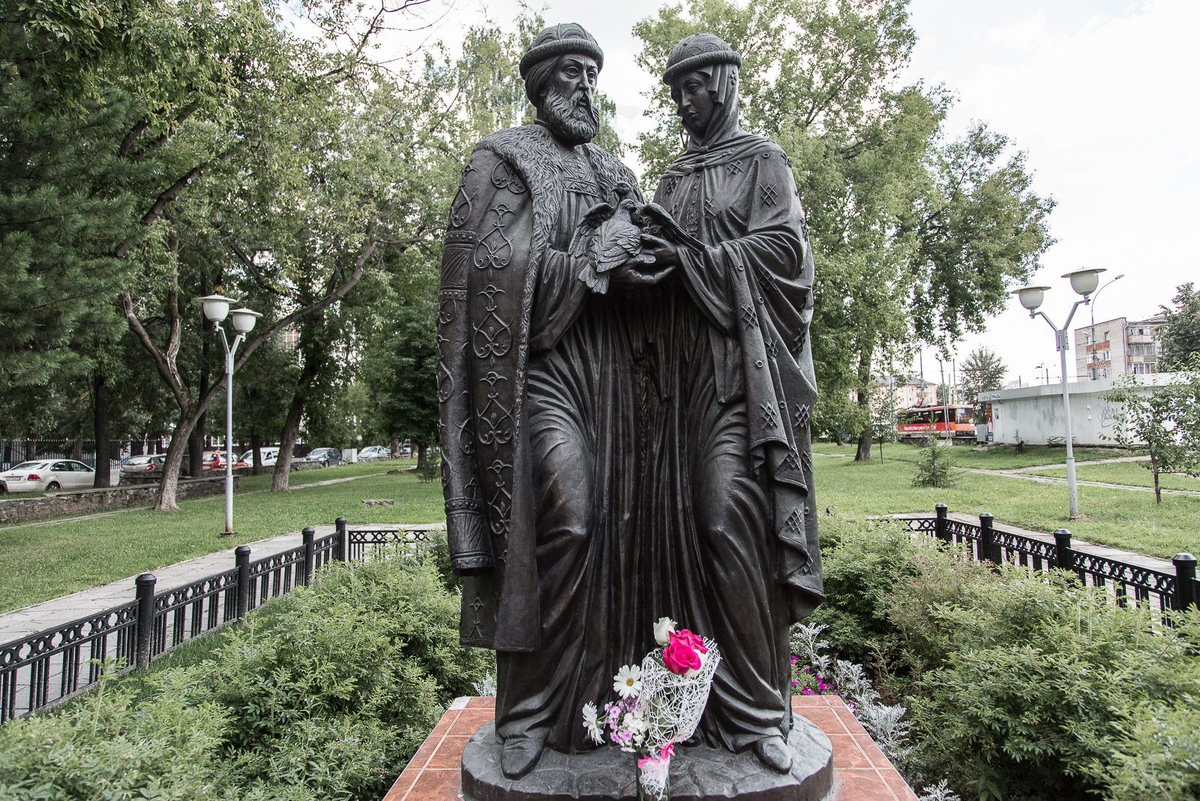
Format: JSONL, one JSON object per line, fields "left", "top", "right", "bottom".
{"left": 1151, "top": 453, "right": 1161, "bottom": 504}
{"left": 855, "top": 436, "right": 872, "bottom": 461}
{"left": 416, "top": 441, "right": 428, "bottom": 470}
{"left": 878, "top": 437, "right": 884, "bottom": 464}
{"left": 92, "top": 372, "right": 111, "bottom": 488}
{"left": 272, "top": 391, "right": 306, "bottom": 492}
{"left": 155, "top": 408, "right": 200, "bottom": 511}
{"left": 853, "top": 349, "right": 874, "bottom": 462}
{"left": 389, "top": 437, "right": 400, "bottom": 459}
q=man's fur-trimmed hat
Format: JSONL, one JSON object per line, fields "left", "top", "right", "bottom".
{"left": 662, "top": 33, "right": 741, "bottom": 85}
{"left": 519, "top": 23, "right": 604, "bottom": 78}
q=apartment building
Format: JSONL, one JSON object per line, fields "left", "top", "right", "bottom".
{"left": 1073, "top": 314, "right": 1165, "bottom": 380}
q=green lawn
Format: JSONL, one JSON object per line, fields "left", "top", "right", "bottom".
{"left": 813, "top": 443, "right": 1200, "bottom": 560}
{"left": 0, "top": 461, "right": 444, "bottom": 613}
{"left": 1028, "top": 461, "right": 1200, "bottom": 492}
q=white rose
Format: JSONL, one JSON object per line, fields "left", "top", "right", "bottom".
{"left": 653, "top": 616, "right": 676, "bottom": 647}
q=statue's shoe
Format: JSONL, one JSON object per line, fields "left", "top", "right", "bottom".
{"left": 752, "top": 735, "right": 793, "bottom": 774}
{"left": 500, "top": 733, "right": 547, "bottom": 779}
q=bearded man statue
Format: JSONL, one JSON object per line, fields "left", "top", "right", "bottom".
{"left": 635, "top": 33, "right": 825, "bottom": 774}
{"left": 437, "top": 23, "right": 671, "bottom": 780}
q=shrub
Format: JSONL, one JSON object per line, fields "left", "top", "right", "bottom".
{"left": 911, "top": 440, "right": 956, "bottom": 488}
{"left": 0, "top": 554, "right": 490, "bottom": 800}
{"left": 812, "top": 517, "right": 1200, "bottom": 800}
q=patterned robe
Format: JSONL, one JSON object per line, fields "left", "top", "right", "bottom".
{"left": 643, "top": 124, "right": 823, "bottom": 750}
{"left": 437, "top": 122, "right": 647, "bottom": 750}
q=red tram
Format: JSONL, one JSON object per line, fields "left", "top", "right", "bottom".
{"left": 896, "top": 405, "right": 976, "bottom": 441}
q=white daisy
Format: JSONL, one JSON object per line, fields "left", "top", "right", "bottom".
{"left": 581, "top": 702, "right": 604, "bottom": 744}
{"left": 612, "top": 664, "right": 642, "bottom": 698}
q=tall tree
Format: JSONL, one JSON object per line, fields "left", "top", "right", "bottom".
{"left": 959, "top": 346, "right": 1006, "bottom": 422}
{"left": 634, "top": 0, "right": 1055, "bottom": 462}
{"left": 1158, "top": 282, "right": 1200, "bottom": 369}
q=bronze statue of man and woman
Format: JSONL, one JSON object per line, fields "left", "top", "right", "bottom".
{"left": 437, "top": 23, "right": 823, "bottom": 782}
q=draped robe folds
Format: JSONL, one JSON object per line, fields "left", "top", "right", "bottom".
{"left": 437, "top": 122, "right": 648, "bottom": 751}
{"left": 643, "top": 127, "right": 824, "bottom": 751}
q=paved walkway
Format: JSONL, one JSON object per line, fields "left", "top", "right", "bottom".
{"left": 0, "top": 526, "right": 334, "bottom": 642}
{"left": 0, "top": 470, "right": 406, "bottom": 643}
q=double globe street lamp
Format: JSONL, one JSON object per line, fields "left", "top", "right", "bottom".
{"left": 1013, "top": 267, "right": 1106, "bottom": 520}
{"left": 198, "top": 295, "right": 262, "bottom": 536}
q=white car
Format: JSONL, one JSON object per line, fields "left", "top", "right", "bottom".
{"left": 358, "top": 445, "right": 390, "bottom": 461}
{"left": 236, "top": 448, "right": 279, "bottom": 468}
{"left": 1, "top": 460, "right": 116, "bottom": 493}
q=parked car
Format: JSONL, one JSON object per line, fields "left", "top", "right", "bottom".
{"left": 0, "top": 459, "right": 118, "bottom": 492}
{"left": 120, "top": 454, "right": 166, "bottom": 478}
{"left": 234, "top": 448, "right": 279, "bottom": 469}
{"left": 303, "top": 447, "right": 342, "bottom": 468}
{"left": 358, "top": 445, "right": 390, "bottom": 461}
{"left": 201, "top": 451, "right": 226, "bottom": 471}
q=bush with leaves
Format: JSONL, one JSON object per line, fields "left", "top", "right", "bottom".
{"left": 812, "top": 511, "right": 1200, "bottom": 800}
{"left": 0, "top": 552, "right": 490, "bottom": 800}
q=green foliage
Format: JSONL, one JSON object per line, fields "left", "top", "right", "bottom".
{"left": 1158, "top": 282, "right": 1200, "bottom": 368}
{"left": 813, "top": 516, "right": 1200, "bottom": 800}
{"left": 0, "top": 556, "right": 489, "bottom": 799}
{"left": 911, "top": 440, "right": 956, "bottom": 487}
{"left": 1104, "top": 363, "right": 1200, "bottom": 502}
{"left": 959, "top": 346, "right": 1005, "bottom": 422}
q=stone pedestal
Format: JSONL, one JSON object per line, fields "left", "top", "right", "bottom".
{"left": 461, "top": 719, "right": 834, "bottom": 801}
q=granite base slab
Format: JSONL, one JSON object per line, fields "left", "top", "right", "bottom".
{"left": 461, "top": 719, "right": 834, "bottom": 801}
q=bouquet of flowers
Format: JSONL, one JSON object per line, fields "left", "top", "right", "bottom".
{"left": 581, "top": 618, "right": 721, "bottom": 800}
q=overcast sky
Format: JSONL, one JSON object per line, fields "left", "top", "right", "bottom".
{"left": 381, "top": 0, "right": 1198, "bottom": 388}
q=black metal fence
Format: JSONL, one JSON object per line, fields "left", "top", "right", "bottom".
{"left": 0, "top": 519, "right": 441, "bottom": 723}
{"left": 904, "top": 505, "right": 1198, "bottom": 617}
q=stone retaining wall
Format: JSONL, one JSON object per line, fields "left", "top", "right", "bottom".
{"left": 0, "top": 477, "right": 236, "bottom": 524}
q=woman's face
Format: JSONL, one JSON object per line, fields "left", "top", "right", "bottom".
{"left": 672, "top": 70, "right": 715, "bottom": 138}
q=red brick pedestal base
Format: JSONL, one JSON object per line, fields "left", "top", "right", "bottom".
{"left": 385, "top": 695, "right": 916, "bottom": 801}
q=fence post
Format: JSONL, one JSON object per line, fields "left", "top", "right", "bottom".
{"left": 1054, "top": 529, "right": 1073, "bottom": 572}
{"left": 935, "top": 504, "right": 949, "bottom": 542}
{"left": 134, "top": 573, "right": 156, "bottom": 671}
{"left": 1173, "top": 553, "right": 1197, "bottom": 611}
{"left": 235, "top": 545, "right": 251, "bottom": 620}
{"left": 979, "top": 513, "right": 996, "bottom": 564}
{"left": 335, "top": 517, "right": 348, "bottom": 562}
{"left": 301, "top": 527, "right": 315, "bottom": 586}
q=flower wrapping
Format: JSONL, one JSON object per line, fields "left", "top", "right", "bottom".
{"left": 636, "top": 637, "right": 721, "bottom": 752}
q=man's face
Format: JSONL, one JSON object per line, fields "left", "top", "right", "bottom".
{"left": 672, "top": 70, "right": 715, "bottom": 139}
{"left": 539, "top": 54, "right": 601, "bottom": 146}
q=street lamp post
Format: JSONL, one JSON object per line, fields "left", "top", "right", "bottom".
{"left": 198, "top": 295, "right": 261, "bottom": 536}
{"left": 1013, "top": 267, "right": 1106, "bottom": 520}
{"left": 1088, "top": 273, "right": 1125, "bottom": 379}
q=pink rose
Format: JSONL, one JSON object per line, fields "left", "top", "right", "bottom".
{"left": 663, "top": 630, "right": 704, "bottom": 675}
{"left": 673, "top": 629, "right": 707, "bottom": 654}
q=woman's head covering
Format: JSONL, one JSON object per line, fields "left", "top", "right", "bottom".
{"left": 663, "top": 33, "right": 743, "bottom": 149}
{"left": 520, "top": 23, "right": 604, "bottom": 107}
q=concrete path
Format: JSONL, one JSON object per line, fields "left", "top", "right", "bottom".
{"left": 1007, "top": 455, "right": 1150, "bottom": 473}
{"left": 0, "top": 526, "right": 334, "bottom": 643}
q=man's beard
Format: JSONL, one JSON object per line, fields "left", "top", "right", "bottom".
{"left": 541, "top": 90, "right": 601, "bottom": 146}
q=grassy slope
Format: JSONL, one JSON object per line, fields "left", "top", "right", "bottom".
{"left": 0, "top": 461, "right": 444, "bottom": 613}
{"left": 814, "top": 443, "right": 1200, "bottom": 560}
